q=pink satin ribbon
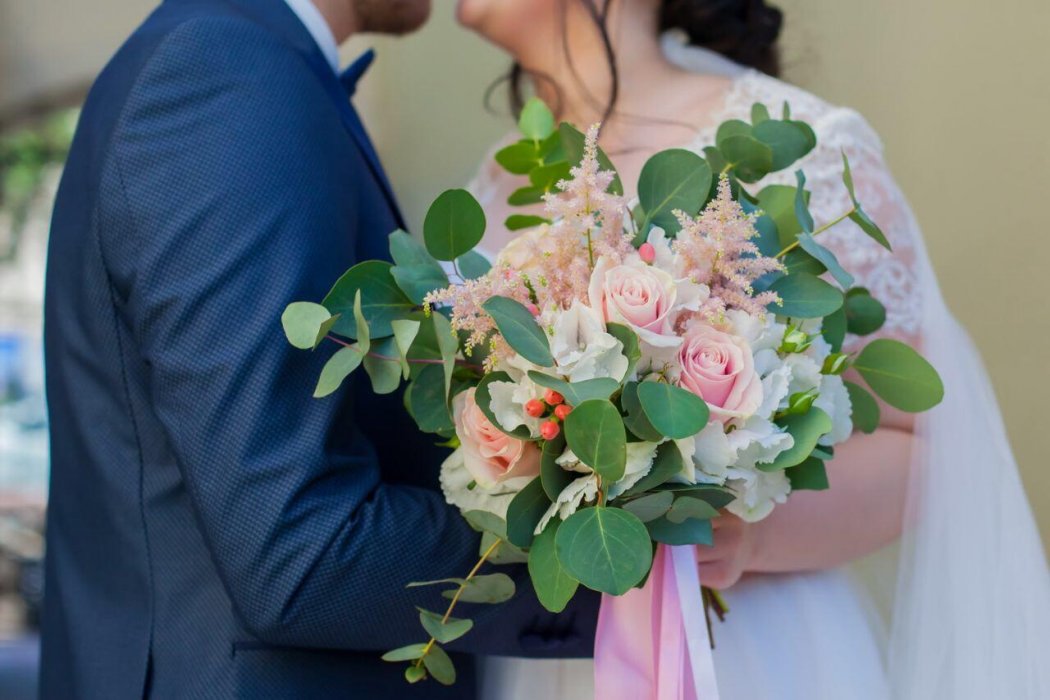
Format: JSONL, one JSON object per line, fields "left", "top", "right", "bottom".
{"left": 594, "top": 545, "right": 720, "bottom": 700}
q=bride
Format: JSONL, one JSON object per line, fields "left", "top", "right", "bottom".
{"left": 452, "top": 0, "right": 1050, "bottom": 698}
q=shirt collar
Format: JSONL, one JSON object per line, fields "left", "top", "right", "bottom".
{"left": 282, "top": 0, "right": 340, "bottom": 73}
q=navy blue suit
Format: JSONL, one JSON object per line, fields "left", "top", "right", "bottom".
{"left": 40, "top": 1, "right": 598, "bottom": 697}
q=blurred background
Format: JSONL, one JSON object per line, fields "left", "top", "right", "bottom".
{"left": 1, "top": 0, "right": 1047, "bottom": 695}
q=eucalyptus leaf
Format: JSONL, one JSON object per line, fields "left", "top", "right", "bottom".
{"left": 495, "top": 140, "right": 542, "bottom": 175}
{"left": 406, "top": 364, "right": 454, "bottom": 433}
{"left": 381, "top": 644, "right": 428, "bottom": 662}
{"left": 455, "top": 250, "right": 492, "bottom": 280}
{"left": 483, "top": 296, "right": 554, "bottom": 367}
{"left": 506, "top": 477, "right": 551, "bottom": 548}
{"left": 636, "top": 381, "right": 710, "bottom": 439}
{"left": 845, "top": 380, "right": 881, "bottom": 433}
{"left": 718, "top": 134, "right": 773, "bottom": 183}
{"left": 760, "top": 407, "right": 833, "bottom": 471}
{"left": 431, "top": 312, "right": 457, "bottom": 399}
{"left": 555, "top": 507, "right": 653, "bottom": 595}
{"left": 767, "top": 272, "right": 844, "bottom": 319}
{"left": 796, "top": 232, "right": 854, "bottom": 289}
{"left": 622, "top": 491, "right": 674, "bottom": 522}
{"left": 841, "top": 151, "right": 892, "bottom": 250}
{"left": 793, "top": 170, "right": 815, "bottom": 234}
{"left": 853, "top": 339, "right": 944, "bottom": 412}
{"left": 758, "top": 184, "right": 809, "bottom": 247}
{"left": 564, "top": 400, "right": 627, "bottom": 482}
{"left": 282, "top": 302, "right": 338, "bottom": 350}
{"left": 621, "top": 381, "right": 666, "bottom": 442}
{"left": 422, "top": 645, "right": 456, "bottom": 686}
{"left": 323, "top": 261, "right": 413, "bottom": 339}
{"left": 540, "top": 435, "right": 573, "bottom": 501}
{"left": 845, "top": 290, "right": 887, "bottom": 336}
{"left": 507, "top": 185, "right": 546, "bottom": 206}
{"left": 423, "top": 189, "right": 486, "bottom": 261}
{"left": 389, "top": 229, "right": 443, "bottom": 270}
{"left": 463, "top": 510, "right": 508, "bottom": 538}
{"left": 637, "top": 148, "right": 712, "bottom": 233}
{"left": 505, "top": 214, "right": 551, "bottom": 231}
{"left": 314, "top": 345, "right": 365, "bottom": 398}
{"left": 362, "top": 337, "right": 401, "bottom": 395}
{"left": 390, "top": 265, "right": 449, "bottom": 305}
{"left": 528, "top": 519, "right": 579, "bottom": 613}
{"left": 646, "top": 515, "right": 713, "bottom": 546}
{"left": 822, "top": 306, "right": 847, "bottom": 353}
{"left": 529, "top": 161, "right": 572, "bottom": 193}
{"left": 751, "top": 102, "right": 771, "bottom": 124}
{"left": 715, "top": 119, "right": 752, "bottom": 146}
{"left": 786, "top": 457, "right": 830, "bottom": 491}
{"left": 418, "top": 609, "right": 474, "bottom": 644}
{"left": 519, "top": 97, "right": 556, "bottom": 141}
{"left": 528, "top": 372, "right": 620, "bottom": 406}
{"left": 442, "top": 573, "right": 516, "bottom": 604}
{"left": 753, "top": 120, "right": 812, "bottom": 171}
{"left": 666, "top": 496, "right": 720, "bottom": 524}
{"left": 391, "top": 319, "right": 421, "bottom": 379}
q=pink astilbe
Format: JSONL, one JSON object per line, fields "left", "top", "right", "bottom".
{"left": 423, "top": 264, "right": 532, "bottom": 370}
{"left": 673, "top": 176, "right": 784, "bottom": 321}
{"left": 527, "top": 125, "right": 632, "bottom": 308}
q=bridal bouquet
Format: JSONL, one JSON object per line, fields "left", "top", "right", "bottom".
{"left": 281, "top": 99, "right": 942, "bottom": 686}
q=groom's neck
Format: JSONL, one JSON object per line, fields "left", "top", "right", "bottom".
{"left": 311, "top": 0, "right": 357, "bottom": 45}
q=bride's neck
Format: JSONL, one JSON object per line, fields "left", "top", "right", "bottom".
{"left": 516, "top": 1, "right": 680, "bottom": 134}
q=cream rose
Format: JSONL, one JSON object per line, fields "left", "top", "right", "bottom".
{"left": 587, "top": 257, "right": 682, "bottom": 348}
{"left": 677, "top": 324, "right": 763, "bottom": 423}
{"left": 452, "top": 388, "right": 540, "bottom": 488}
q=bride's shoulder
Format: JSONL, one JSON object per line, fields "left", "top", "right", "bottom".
{"left": 723, "top": 71, "right": 884, "bottom": 156}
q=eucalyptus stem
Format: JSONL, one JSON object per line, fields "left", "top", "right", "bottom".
{"left": 774, "top": 207, "right": 854, "bottom": 259}
{"left": 414, "top": 537, "right": 503, "bottom": 669}
{"left": 324, "top": 335, "right": 483, "bottom": 372}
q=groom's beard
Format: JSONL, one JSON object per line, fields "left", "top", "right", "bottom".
{"left": 354, "top": 0, "right": 431, "bottom": 34}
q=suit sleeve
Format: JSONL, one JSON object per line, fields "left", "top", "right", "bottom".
{"left": 105, "top": 17, "right": 597, "bottom": 653}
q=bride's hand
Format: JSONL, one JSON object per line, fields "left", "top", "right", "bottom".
{"left": 695, "top": 514, "right": 761, "bottom": 589}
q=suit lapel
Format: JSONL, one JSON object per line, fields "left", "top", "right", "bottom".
{"left": 220, "top": 0, "right": 406, "bottom": 229}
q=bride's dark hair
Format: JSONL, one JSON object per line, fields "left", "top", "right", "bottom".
{"left": 504, "top": 0, "right": 783, "bottom": 122}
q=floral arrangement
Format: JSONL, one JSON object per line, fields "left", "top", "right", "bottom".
{"left": 281, "top": 99, "right": 943, "bottom": 686}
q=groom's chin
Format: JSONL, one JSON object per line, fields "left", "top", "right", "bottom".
{"left": 356, "top": 0, "right": 432, "bottom": 36}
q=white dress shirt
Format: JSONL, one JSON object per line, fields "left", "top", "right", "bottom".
{"left": 283, "top": 0, "right": 341, "bottom": 73}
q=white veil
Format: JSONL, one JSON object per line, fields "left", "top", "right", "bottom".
{"left": 663, "top": 31, "right": 1050, "bottom": 699}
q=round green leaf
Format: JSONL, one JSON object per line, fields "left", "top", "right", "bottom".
{"left": 528, "top": 519, "right": 579, "bottom": 613}
{"left": 645, "top": 516, "right": 713, "bottom": 546}
{"left": 418, "top": 609, "right": 474, "bottom": 644}
{"left": 786, "top": 456, "right": 830, "bottom": 491}
{"left": 718, "top": 134, "right": 773, "bottom": 183}
{"left": 422, "top": 645, "right": 456, "bottom": 686}
{"left": 506, "top": 477, "right": 551, "bottom": 548}
{"left": 768, "top": 272, "right": 844, "bottom": 319}
{"left": 483, "top": 296, "right": 554, "bottom": 367}
{"left": 753, "top": 120, "right": 814, "bottom": 171}
{"left": 495, "top": 140, "right": 542, "bottom": 174}
{"left": 314, "top": 345, "right": 364, "bottom": 398}
{"left": 405, "top": 364, "right": 453, "bottom": 433}
{"left": 381, "top": 643, "right": 428, "bottom": 662}
{"left": 528, "top": 372, "right": 620, "bottom": 406}
{"left": 282, "top": 301, "right": 337, "bottom": 350}
{"left": 845, "top": 291, "right": 887, "bottom": 336}
{"left": 666, "top": 496, "right": 720, "bottom": 524}
{"left": 555, "top": 507, "right": 653, "bottom": 595}
{"left": 760, "top": 407, "right": 833, "bottom": 471}
{"left": 323, "top": 261, "right": 414, "bottom": 339}
{"left": 442, "top": 573, "right": 516, "bottom": 604}
{"left": 636, "top": 382, "right": 710, "bottom": 439}
{"left": 637, "top": 149, "right": 712, "bottom": 233}
{"left": 423, "top": 189, "right": 486, "bottom": 261}
{"left": 505, "top": 214, "right": 550, "bottom": 231}
{"left": 519, "top": 97, "right": 556, "bottom": 141}
{"left": 540, "top": 436, "right": 573, "bottom": 501}
{"left": 622, "top": 491, "right": 674, "bottom": 522}
{"left": 853, "top": 339, "right": 944, "bottom": 412}
{"left": 563, "top": 400, "right": 627, "bottom": 482}
{"left": 844, "top": 380, "right": 881, "bottom": 433}
{"left": 455, "top": 250, "right": 492, "bottom": 280}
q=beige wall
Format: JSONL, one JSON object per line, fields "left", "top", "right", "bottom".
{"left": 3, "top": 1, "right": 1046, "bottom": 546}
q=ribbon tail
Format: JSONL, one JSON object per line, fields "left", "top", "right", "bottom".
{"left": 671, "top": 545, "right": 720, "bottom": 700}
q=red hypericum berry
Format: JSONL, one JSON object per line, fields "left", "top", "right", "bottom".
{"left": 544, "top": 389, "right": 564, "bottom": 406}
{"left": 554, "top": 404, "right": 572, "bottom": 421}
{"left": 540, "top": 420, "right": 561, "bottom": 440}
{"left": 638, "top": 242, "right": 656, "bottom": 263}
{"left": 525, "top": 302, "right": 540, "bottom": 317}
{"left": 524, "top": 398, "right": 546, "bottom": 417}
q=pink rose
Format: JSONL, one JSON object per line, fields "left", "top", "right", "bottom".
{"left": 677, "top": 324, "right": 763, "bottom": 423}
{"left": 453, "top": 388, "right": 541, "bottom": 488}
{"left": 588, "top": 257, "right": 682, "bottom": 347}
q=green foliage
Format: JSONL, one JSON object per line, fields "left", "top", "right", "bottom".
{"left": 455, "top": 250, "right": 492, "bottom": 280}
{"left": 431, "top": 312, "right": 458, "bottom": 399}
{"left": 645, "top": 515, "right": 713, "bottom": 546}
{"left": 406, "top": 364, "right": 454, "bottom": 433}
{"left": 282, "top": 302, "right": 338, "bottom": 350}
{"left": 620, "top": 382, "right": 664, "bottom": 442}
{"left": 528, "top": 372, "right": 620, "bottom": 405}
{"left": 758, "top": 184, "right": 807, "bottom": 247}
{"left": 462, "top": 510, "right": 507, "bottom": 538}
{"left": 822, "top": 306, "right": 847, "bottom": 353}
{"left": 762, "top": 407, "right": 833, "bottom": 471}
{"left": 423, "top": 189, "right": 487, "bottom": 261}
{"left": 796, "top": 232, "right": 854, "bottom": 289}
{"left": 382, "top": 644, "right": 428, "bottom": 662}
{"left": 754, "top": 120, "right": 813, "bottom": 171}
{"left": 441, "top": 573, "right": 516, "bottom": 604}
{"left": 718, "top": 134, "right": 773, "bottom": 183}
{"left": 323, "top": 261, "right": 413, "bottom": 339}
{"left": 845, "top": 288, "right": 887, "bottom": 336}
{"left": 844, "top": 381, "right": 881, "bottom": 433}
{"left": 418, "top": 609, "right": 474, "bottom": 644}
{"left": 564, "top": 400, "right": 627, "bottom": 482}
{"left": 529, "top": 161, "right": 572, "bottom": 193}
{"left": 666, "top": 496, "right": 720, "bottom": 523}
{"left": 555, "top": 507, "right": 653, "bottom": 595}
{"left": 768, "top": 272, "right": 844, "bottom": 319}
{"left": 483, "top": 296, "right": 555, "bottom": 367}
{"left": 362, "top": 337, "right": 402, "bottom": 394}
{"left": 391, "top": 319, "right": 421, "bottom": 379}
{"left": 507, "top": 186, "right": 545, "bottom": 206}
{"left": 854, "top": 339, "right": 944, "bottom": 412}
{"left": 540, "top": 435, "right": 573, "bottom": 501}
{"left": 528, "top": 519, "right": 579, "bottom": 613}
{"left": 636, "top": 381, "right": 710, "bottom": 439}
{"left": 841, "top": 151, "right": 892, "bottom": 250}
{"left": 422, "top": 645, "right": 456, "bottom": 686}
{"left": 786, "top": 457, "right": 830, "bottom": 491}
{"left": 622, "top": 441, "right": 684, "bottom": 497}
{"left": 505, "top": 214, "right": 550, "bottom": 231}
{"left": 636, "top": 148, "right": 712, "bottom": 235}
{"left": 622, "top": 491, "right": 675, "bottom": 522}
{"left": 519, "top": 97, "right": 557, "bottom": 141}
{"left": 506, "top": 477, "right": 551, "bottom": 548}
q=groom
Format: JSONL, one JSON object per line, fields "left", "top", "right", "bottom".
{"left": 40, "top": 0, "right": 598, "bottom": 697}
